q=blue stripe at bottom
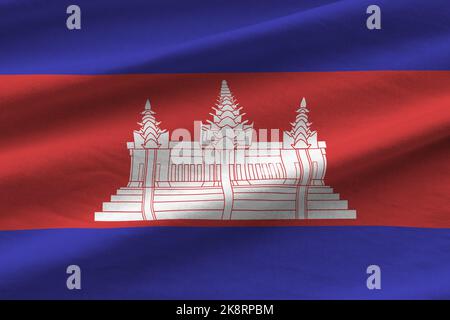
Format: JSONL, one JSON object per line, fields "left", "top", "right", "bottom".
{"left": 0, "top": 226, "right": 449, "bottom": 299}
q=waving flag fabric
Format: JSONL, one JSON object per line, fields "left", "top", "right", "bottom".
{"left": 0, "top": 0, "right": 449, "bottom": 299}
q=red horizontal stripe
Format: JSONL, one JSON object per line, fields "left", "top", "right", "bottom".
{"left": 0, "top": 71, "right": 449, "bottom": 230}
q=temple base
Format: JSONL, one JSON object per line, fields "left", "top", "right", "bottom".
{"left": 95, "top": 185, "right": 356, "bottom": 221}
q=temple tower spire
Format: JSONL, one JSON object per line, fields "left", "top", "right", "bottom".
{"left": 288, "top": 98, "right": 317, "bottom": 149}
{"left": 202, "top": 80, "right": 253, "bottom": 149}
{"left": 137, "top": 99, "right": 166, "bottom": 149}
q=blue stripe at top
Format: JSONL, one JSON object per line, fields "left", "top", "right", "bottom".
{"left": 1, "top": 226, "right": 450, "bottom": 299}
{"left": 0, "top": 0, "right": 449, "bottom": 74}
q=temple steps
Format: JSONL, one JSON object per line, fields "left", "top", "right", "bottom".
{"left": 308, "top": 210, "right": 357, "bottom": 219}
{"left": 95, "top": 210, "right": 357, "bottom": 221}
{"left": 103, "top": 202, "right": 141, "bottom": 212}
{"left": 308, "top": 186, "right": 334, "bottom": 193}
{"left": 234, "top": 192, "right": 296, "bottom": 200}
{"left": 111, "top": 195, "right": 142, "bottom": 202}
{"left": 95, "top": 185, "right": 355, "bottom": 221}
{"left": 154, "top": 201, "right": 224, "bottom": 211}
{"left": 154, "top": 187, "right": 223, "bottom": 195}
{"left": 231, "top": 211, "right": 295, "bottom": 220}
{"left": 156, "top": 211, "right": 223, "bottom": 220}
{"left": 95, "top": 212, "right": 143, "bottom": 221}
{"left": 153, "top": 187, "right": 224, "bottom": 209}
{"left": 233, "top": 186, "right": 297, "bottom": 194}
{"left": 233, "top": 200, "right": 295, "bottom": 211}
{"left": 154, "top": 193, "right": 223, "bottom": 202}
{"left": 308, "top": 200, "right": 348, "bottom": 210}
{"left": 308, "top": 193, "right": 339, "bottom": 200}
{"left": 116, "top": 188, "right": 143, "bottom": 195}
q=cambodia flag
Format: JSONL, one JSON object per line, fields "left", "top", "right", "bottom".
{"left": 0, "top": 0, "right": 449, "bottom": 299}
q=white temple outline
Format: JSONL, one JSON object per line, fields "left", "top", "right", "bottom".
{"left": 95, "top": 80, "right": 356, "bottom": 221}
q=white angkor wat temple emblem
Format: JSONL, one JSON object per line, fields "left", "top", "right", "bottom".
{"left": 95, "top": 80, "right": 356, "bottom": 221}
